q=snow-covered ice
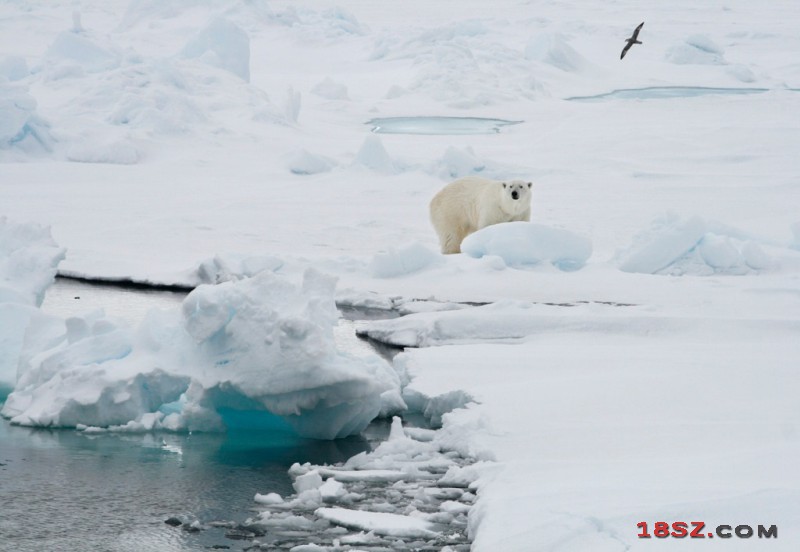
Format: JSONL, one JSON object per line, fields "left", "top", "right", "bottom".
{"left": 181, "top": 18, "right": 251, "bottom": 82}
{"left": 315, "top": 508, "right": 441, "bottom": 538}
{"left": 460, "top": 221, "right": 592, "bottom": 270}
{"left": 2, "top": 0, "right": 800, "bottom": 549}
{"left": 616, "top": 214, "right": 794, "bottom": 275}
{"left": 2, "top": 265, "right": 402, "bottom": 439}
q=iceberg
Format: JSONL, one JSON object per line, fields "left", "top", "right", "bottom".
{"left": 2, "top": 263, "right": 403, "bottom": 439}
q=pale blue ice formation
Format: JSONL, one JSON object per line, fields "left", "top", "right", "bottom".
{"left": 181, "top": 18, "right": 251, "bottom": 82}
{"left": 617, "top": 215, "right": 775, "bottom": 275}
{"left": 0, "top": 84, "right": 53, "bottom": 153}
{"left": 367, "top": 116, "right": 521, "bottom": 135}
{"left": 461, "top": 221, "right": 592, "bottom": 271}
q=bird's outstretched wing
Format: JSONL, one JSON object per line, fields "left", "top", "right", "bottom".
{"left": 631, "top": 21, "right": 644, "bottom": 40}
{"left": 620, "top": 42, "right": 632, "bottom": 59}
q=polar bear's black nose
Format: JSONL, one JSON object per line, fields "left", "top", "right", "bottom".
{"left": 511, "top": 191, "right": 519, "bottom": 200}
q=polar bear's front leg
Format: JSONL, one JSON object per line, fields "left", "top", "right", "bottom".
{"left": 440, "top": 231, "right": 462, "bottom": 254}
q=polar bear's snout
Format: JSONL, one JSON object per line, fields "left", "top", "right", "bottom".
{"left": 512, "top": 190, "right": 519, "bottom": 200}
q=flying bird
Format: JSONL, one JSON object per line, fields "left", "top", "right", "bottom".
{"left": 620, "top": 22, "right": 644, "bottom": 60}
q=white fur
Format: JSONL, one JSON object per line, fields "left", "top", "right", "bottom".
{"left": 429, "top": 176, "right": 532, "bottom": 254}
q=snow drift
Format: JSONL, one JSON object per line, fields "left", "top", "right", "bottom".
{"left": 616, "top": 214, "right": 784, "bottom": 275}
{"left": 461, "top": 221, "right": 592, "bottom": 270}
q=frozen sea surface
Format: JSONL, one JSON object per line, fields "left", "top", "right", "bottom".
{"left": 41, "top": 278, "right": 186, "bottom": 325}
{"left": 367, "top": 116, "right": 522, "bottom": 135}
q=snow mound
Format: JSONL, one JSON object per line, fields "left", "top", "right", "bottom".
{"left": 11, "top": 16, "right": 286, "bottom": 160}
{"left": 370, "top": 243, "right": 441, "bottom": 278}
{"left": 617, "top": 215, "right": 775, "bottom": 275}
{"left": 256, "top": 4, "right": 368, "bottom": 38}
{"left": 726, "top": 64, "right": 757, "bottom": 83}
{"left": 524, "top": 32, "right": 589, "bottom": 72}
{"left": 373, "top": 21, "right": 535, "bottom": 108}
{"left": 354, "top": 135, "right": 396, "bottom": 173}
{"left": 0, "top": 84, "right": 53, "bottom": 154}
{"left": 618, "top": 215, "right": 707, "bottom": 274}
{"left": 432, "top": 146, "right": 486, "bottom": 179}
{"left": 54, "top": 55, "right": 285, "bottom": 152}
{"left": 181, "top": 18, "right": 250, "bottom": 82}
{"left": 66, "top": 139, "right": 140, "bottom": 165}
{"left": 44, "top": 31, "right": 121, "bottom": 74}
{"left": 461, "top": 221, "right": 592, "bottom": 271}
{"left": 666, "top": 34, "right": 726, "bottom": 65}
{"left": 288, "top": 149, "right": 336, "bottom": 175}
{"left": 308, "top": 7, "right": 366, "bottom": 37}
{"left": 2, "top": 270, "right": 401, "bottom": 439}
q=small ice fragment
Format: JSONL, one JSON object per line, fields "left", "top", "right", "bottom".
{"left": 293, "top": 470, "right": 324, "bottom": 493}
{"left": 319, "top": 478, "right": 346, "bottom": 501}
{"left": 254, "top": 492, "right": 284, "bottom": 505}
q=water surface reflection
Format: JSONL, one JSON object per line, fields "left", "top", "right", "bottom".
{"left": 0, "top": 418, "right": 377, "bottom": 551}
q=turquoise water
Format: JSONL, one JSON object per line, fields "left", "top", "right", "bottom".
{"left": 0, "top": 408, "right": 385, "bottom": 552}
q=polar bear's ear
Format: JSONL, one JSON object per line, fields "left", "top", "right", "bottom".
{"left": 527, "top": 182, "right": 532, "bottom": 188}
{"left": 502, "top": 182, "right": 507, "bottom": 188}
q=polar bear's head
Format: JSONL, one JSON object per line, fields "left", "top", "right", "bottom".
{"left": 500, "top": 180, "right": 532, "bottom": 214}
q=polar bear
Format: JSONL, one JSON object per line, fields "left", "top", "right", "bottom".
{"left": 429, "top": 176, "right": 532, "bottom": 254}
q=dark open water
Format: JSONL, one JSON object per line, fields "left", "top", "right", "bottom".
{"left": 0, "top": 419, "right": 385, "bottom": 552}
